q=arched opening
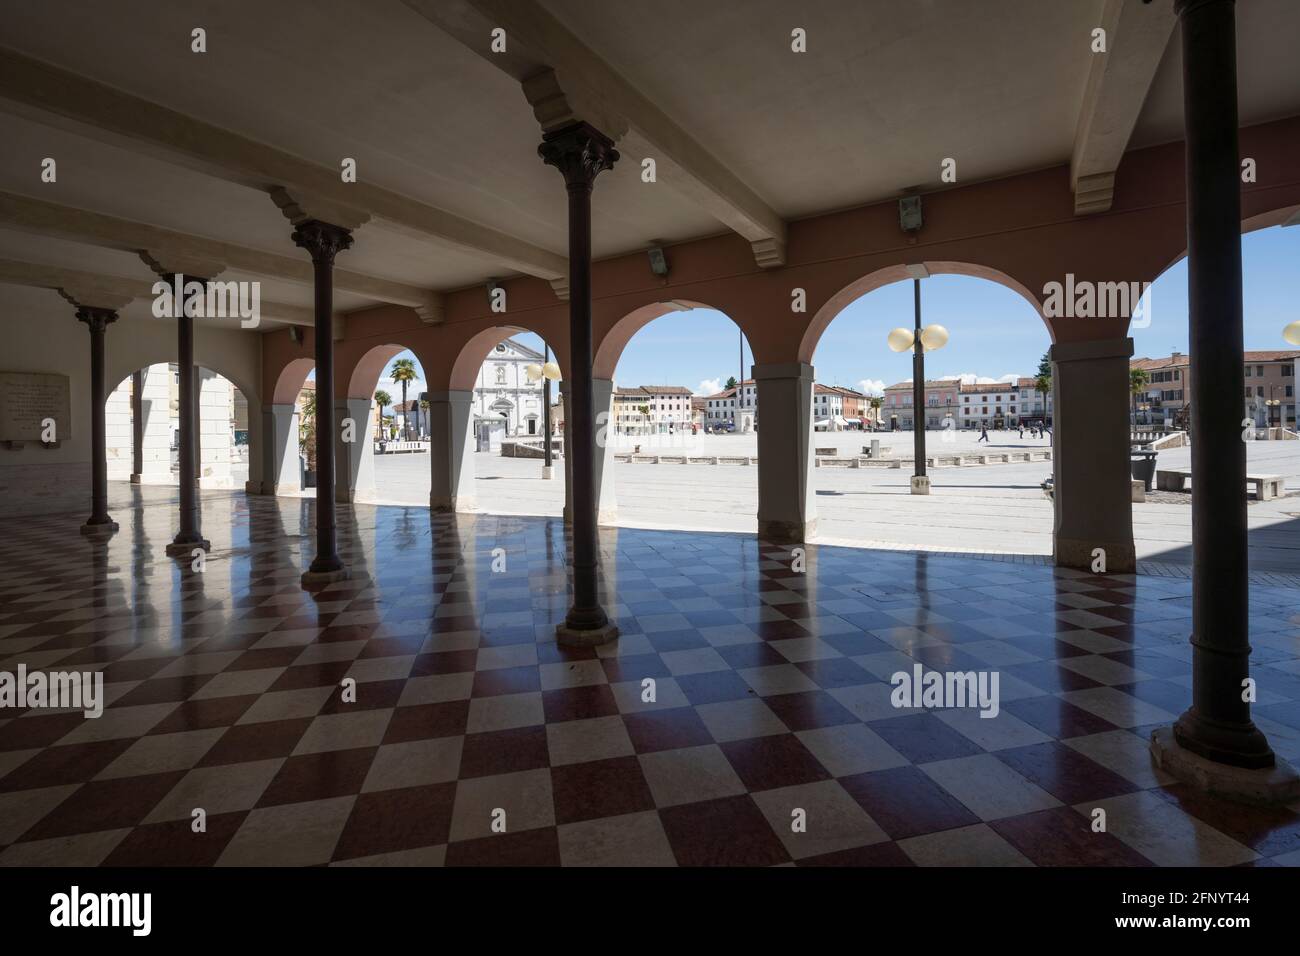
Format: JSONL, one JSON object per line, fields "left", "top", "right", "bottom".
{"left": 446, "top": 326, "right": 563, "bottom": 517}
{"left": 350, "top": 345, "right": 430, "bottom": 506}
{"left": 1128, "top": 221, "right": 1300, "bottom": 571}
{"left": 805, "top": 266, "right": 1056, "bottom": 555}
{"left": 599, "top": 303, "right": 758, "bottom": 533}
{"left": 267, "top": 357, "right": 316, "bottom": 496}
{"left": 107, "top": 363, "right": 251, "bottom": 491}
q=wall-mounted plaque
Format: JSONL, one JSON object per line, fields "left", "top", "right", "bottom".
{"left": 0, "top": 372, "right": 72, "bottom": 443}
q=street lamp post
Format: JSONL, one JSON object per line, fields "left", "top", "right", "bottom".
{"left": 887, "top": 277, "right": 948, "bottom": 494}
{"left": 525, "top": 353, "right": 562, "bottom": 479}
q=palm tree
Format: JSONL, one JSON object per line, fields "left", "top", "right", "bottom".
{"left": 1130, "top": 367, "right": 1151, "bottom": 427}
{"left": 637, "top": 404, "right": 651, "bottom": 435}
{"left": 299, "top": 387, "right": 317, "bottom": 479}
{"left": 390, "top": 358, "right": 417, "bottom": 439}
{"left": 869, "top": 396, "right": 883, "bottom": 428}
{"left": 374, "top": 389, "right": 392, "bottom": 441}
{"left": 419, "top": 398, "right": 430, "bottom": 440}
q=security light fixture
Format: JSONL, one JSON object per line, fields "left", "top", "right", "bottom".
{"left": 899, "top": 195, "right": 923, "bottom": 233}
{"left": 647, "top": 245, "right": 669, "bottom": 277}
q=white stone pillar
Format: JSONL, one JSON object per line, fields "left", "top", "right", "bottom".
{"left": 754, "top": 362, "right": 816, "bottom": 542}
{"left": 560, "top": 378, "right": 616, "bottom": 525}
{"left": 197, "top": 371, "right": 233, "bottom": 487}
{"left": 428, "top": 390, "right": 476, "bottom": 512}
{"left": 335, "top": 397, "right": 376, "bottom": 503}
{"left": 1051, "top": 337, "right": 1136, "bottom": 572}
{"left": 264, "top": 403, "right": 301, "bottom": 495}
{"left": 135, "top": 364, "right": 173, "bottom": 484}
{"left": 105, "top": 377, "right": 133, "bottom": 481}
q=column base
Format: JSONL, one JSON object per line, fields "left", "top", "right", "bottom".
{"left": 1054, "top": 536, "right": 1136, "bottom": 573}
{"left": 758, "top": 517, "right": 815, "bottom": 545}
{"left": 166, "top": 536, "right": 210, "bottom": 557}
{"left": 556, "top": 620, "right": 620, "bottom": 647}
{"left": 80, "top": 519, "right": 119, "bottom": 537}
{"left": 430, "top": 495, "right": 476, "bottom": 513}
{"left": 542, "top": 465, "right": 554, "bottom": 480}
{"left": 910, "top": 475, "right": 931, "bottom": 495}
{"left": 130, "top": 474, "right": 142, "bottom": 484}
{"left": 301, "top": 567, "right": 350, "bottom": 587}
{"left": 1150, "top": 727, "right": 1300, "bottom": 806}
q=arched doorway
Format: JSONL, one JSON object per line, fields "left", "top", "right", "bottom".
{"left": 446, "top": 326, "right": 563, "bottom": 516}
{"left": 803, "top": 264, "right": 1056, "bottom": 554}
{"left": 107, "top": 363, "right": 251, "bottom": 491}
{"left": 595, "top": 302, "right": 757, "bottom": 533}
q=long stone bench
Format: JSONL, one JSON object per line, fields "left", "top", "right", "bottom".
{"left": 1157, "top": 469, "right": 1286, "bottom": 500}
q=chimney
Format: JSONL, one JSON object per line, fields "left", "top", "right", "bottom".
{"left": 1171, "top": 350, "right": 1182, "bottom": 362}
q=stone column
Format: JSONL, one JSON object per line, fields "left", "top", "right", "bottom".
{"left": 105, "top": 377, "right": 133, "bottom": 482}
{"left": 75, "top": 305, "right": 120, "bottom": 536}
{"left": 197, "top": 370, "right": 233, "bottom": 487}
{"left": 263, "top": 404, "right": 301, "bottom": 495}
{"left": 164, "top": 280, "right": 210, "bottom": 556}
{"left": 129, "top": 370, "right": 143, "bottom": 482}
{"left": 290, "top": 220, "right": 354, "bottom": 584}
{"left": 1151, "top": 0, "right": 1295, "bottom": 796}
{"left": 540, "top": 122, "right": 619, "bottom": 646}
{"left": 1050, "top": 338, "right": 1135, "bottom": 572}
{"left": 559, "top": 378, "right": 616, "bottom": 526}
{"left": 754, "top": 362, "right": 816, "bottom": 543}
{"left": 335, "top": 397, "right": 376, "bottom": 504}
{"left": 427, "top": 390, "right": 476, "bottom": 512}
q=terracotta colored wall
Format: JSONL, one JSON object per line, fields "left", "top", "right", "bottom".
{"left": 259, "top": 116, "right": 1300, "bottom": 410}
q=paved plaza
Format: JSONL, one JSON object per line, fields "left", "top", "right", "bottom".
{"left": 368, "top": 433, "right": 1300, "bottom": 577}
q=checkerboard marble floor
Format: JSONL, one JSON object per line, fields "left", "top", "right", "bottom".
{"left": 1, "top": 490, "right": 1299, "bottom": 867}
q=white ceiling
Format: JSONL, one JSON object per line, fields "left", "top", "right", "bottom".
{"left": 0, "top": 0, "right": 1297, "bottom": 323}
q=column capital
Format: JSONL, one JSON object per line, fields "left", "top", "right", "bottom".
{"left": 291, "top": 219, "right": 354, "bottom": 266}
{"left": 75, "top": 305, "right": 118, "bottom": 333}
{"left": 538, "top": 122, "right": 619, "bottom": 190}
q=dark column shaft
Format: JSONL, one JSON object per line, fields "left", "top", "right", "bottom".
{"left": 290, "top": 220, "right": 352, "bottom": 577}
{"left": 311, "top": 249, "right": 339, "bottom": 572}
{"left": 544, "top": 345, "right": 553, "bottom": 467}
{"left": 173, "top": 294, "right": 204, "bottom": 546}
{"left": 78, "top": 308, "right": 116, "bottom": 526}
{"left": 540, "top": 123, "right": 618, "bottom": 633}
{"left": 131, "top": 369, "right": 143, "bottom": 479}
{"left": 566, "top": 178, "right": 600, "bottom": 618}
{"left": 912, "top": 279, "right": 925, "bottom": 476}
{"left": 1174, "top": 0, "right": 1272, "bottom": 768}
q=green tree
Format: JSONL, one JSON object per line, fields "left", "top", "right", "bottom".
{"left": 299, "top": 387, "right": 316, "bottom": 470}
{"left": 1130, "top": 367, "right": 1151, "bottom": 426}
{"left": 419, "top": 398, "right": 430, "bottom": 440}
{"left": 1034, "top": 351, "right": 1052, "bottom": 421}
{"left": 637, "top": 404, "right": 651, "bottom": 434}
{"left": 374, "top": 389, "right": 392, "bottom": 440}
{"left": 390, "top": 358, "right": 417, "bottom": 439}
{"left": 724, "top": 376, "right": 738, "bottom": 390}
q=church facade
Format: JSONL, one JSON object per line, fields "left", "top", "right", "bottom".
{"left": 473, "top": 337, "right": 547, "bottom": 437}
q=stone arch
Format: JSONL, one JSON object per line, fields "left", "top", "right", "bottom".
{"left": 798, "top": 261, "right": 1048, "bottom": 366}
{"left": 448, "top": 324, "right": 566, "bottom": 392}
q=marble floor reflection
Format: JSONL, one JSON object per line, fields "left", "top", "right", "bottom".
{"left": 0, "top": 490, "right": 1297, "bottom": 866}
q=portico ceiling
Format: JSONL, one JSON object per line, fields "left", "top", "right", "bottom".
{"left": 0, "top": 0, "right": 1297, "bottom": 329}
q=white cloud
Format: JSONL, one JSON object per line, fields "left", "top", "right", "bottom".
{"left": 856, "top": 378, "right": 886, "bottom": 396}
{"left": 696, "top": 378, "right": 723, "bottom": 396}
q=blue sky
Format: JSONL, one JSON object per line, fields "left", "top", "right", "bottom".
{"left": 370, "top": 224, "right": 1298, "bottom": 398}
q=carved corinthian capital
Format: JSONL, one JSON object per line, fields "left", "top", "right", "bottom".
{"left": 291, "top": 219, "right": 354, "bottom": 266}
{"left": 538, "top": 122, "right": 620, "bottom": 190}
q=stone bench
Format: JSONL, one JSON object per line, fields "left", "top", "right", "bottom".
{"left": 1249, "top": 474, "right": 1285, "bottom": 500}
{"left": 1131, "top": 478, "right": 1145, "bottom": 503}
{"left": 1157, "top": 469, "right": 1286, "bottom": 501}
{"left": 815, "top": 447, "right": 837, "bottom": 456}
